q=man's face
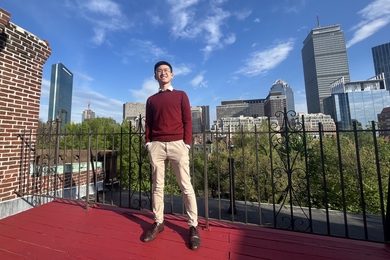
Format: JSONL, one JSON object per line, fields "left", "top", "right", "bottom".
{"left": 154, "top": 65, "right": 174, "bottom": 84}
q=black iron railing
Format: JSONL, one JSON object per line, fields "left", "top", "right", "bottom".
{"left": 15, "top": 111, "right": 390, "bottom": 243}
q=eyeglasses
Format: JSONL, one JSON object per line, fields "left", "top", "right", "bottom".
{"left": 156, "top": 68, "right": 171, "bottom": 74}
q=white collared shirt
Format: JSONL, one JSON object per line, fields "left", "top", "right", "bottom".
{"left": 159, "top": 85, "right": 174, "bottom": 92}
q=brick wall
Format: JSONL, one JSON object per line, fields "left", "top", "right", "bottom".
{"left": 0, "top": 8, "right": 52, "bottom": 203}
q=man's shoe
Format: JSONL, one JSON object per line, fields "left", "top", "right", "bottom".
{"left": 142, "top": 222, "right": 164, "bottom": 242}
{"left": 189, "top": 226, "right": 201, "bottom": 250}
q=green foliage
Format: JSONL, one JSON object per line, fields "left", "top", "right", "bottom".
{"left": 42, "top": 118, "right": 152, "bottom": 193}
{"left": 36, "top": 118, "right": 389, "bottom": 215}
{"left": 189, "top": 123, "right": 388, "bottom": 215}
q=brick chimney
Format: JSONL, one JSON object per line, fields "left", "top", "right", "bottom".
{"left": 0, "top": 8, "right": 52, "bottom": 218}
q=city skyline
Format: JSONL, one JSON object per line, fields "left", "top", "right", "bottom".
{"left": 1, "top": 0, "right": 390, "bottom": 123}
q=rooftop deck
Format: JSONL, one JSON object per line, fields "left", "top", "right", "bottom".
{"left": 0, "top": 200, "right": 388, "bottom": 259}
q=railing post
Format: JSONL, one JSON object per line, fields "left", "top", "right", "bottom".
{"left": 54, "top": 117, "right": 61, "bottom": 199}
{"left": 228, "top": 157, "right": 237, "bottom": 214}
{"left": 86, "top": 128, "right": 91, "bottom": 211}
{"left": 202, "top": 125, "right": 209, "bottom": 230}
{"left": 385, "top": 174, "right": 390, "bottom": 242}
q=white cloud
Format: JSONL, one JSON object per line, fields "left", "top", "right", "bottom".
{"left": 236, "top": 38, "right": 295, "bottom": 77}
{"left": 39, "top": 78, "right": 50, "bottom": 121}
{"left": 70, "top": 0, "right": 130, "bottom": 45}
{"left": 80, "top": 0, "right": 122, "bottom": 16}
{"left": 148, "top": 12, "right": 163, "bottom": 26}
{"left": 127, "top": 39, "right": 171, "bottom": 62}
{"left": 294, "top": 102, "right": 308, "bottom": 114}
{"left": 173, "top": 64, "right": 192, "bottom": 76}
{"left": 168, "top": 0, "right": 231, "bottom": 60}
{"left": 281, "top": 0, "right": 306, "bottom": 13}
{"left": 40, "top": 78, "right": 50, "bottom": 99}
{"left": 39, "top": 104, "right": 48, "bottom": 121}
{"left": 238, "top": 92, "right": 250, "bottom": 100}
{"left": 190, "top": 71, "right": 208, "bottom": 89}
{"left": 227, "top": 76, "right": 239, "bottom": 84}
{"left": 234, "top": 9, "right": 252, "bottom": 20}
{"left": 74, "top": 71, "right": 94, "bottom": 82}
{"left": 224, "top": 33, "right": 236, "bottom": 45}
{"left": 130, "top": 78, "right": 159, "bottom": 103}
{"left": 254, "top": 18, "right": 260, "bottom": 23}
{"left": 347, "top": 0, "right": 390, "bottom": 48}
{"left": 72, "top": 88, "right": 124, "bottom": 123}
{"left": 168, "top": 0, "right": 199, "bottom": 37}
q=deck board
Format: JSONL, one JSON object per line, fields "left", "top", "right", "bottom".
{"left": 0, "top": 200, "right": 388, "bottom": 260}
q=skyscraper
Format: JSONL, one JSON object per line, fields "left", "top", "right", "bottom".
{"left": 48, "top": 63, "right": 73, "bottom": 124}
{"left": 200, "top": 105, "right": 210, "bottom": 131}
{"left": 324, "top": 73, "right": 389, "bottom": 129}
{"left": 372, "top": 42, "right": 390, "bottom": 90}
{"left": 302, "top": 24, "right": 350, "bottom": 113}
{"left": 264, "top": 79, "right": 295, "bottom": 127}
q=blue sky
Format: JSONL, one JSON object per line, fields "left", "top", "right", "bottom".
{"left": 2, "top": 0, "right": 390, "bottom": 123}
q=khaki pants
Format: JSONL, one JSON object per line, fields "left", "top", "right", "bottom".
{"left": 148, "top": 140, "right": 198, "bottom": 227}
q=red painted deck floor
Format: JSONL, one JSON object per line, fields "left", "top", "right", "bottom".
{"left": 0, "top": 200, "right": 389, "bottom": 260}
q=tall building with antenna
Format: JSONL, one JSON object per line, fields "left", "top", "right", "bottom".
{"left": 301, "top": 22, "right": 350, "bottom": 113}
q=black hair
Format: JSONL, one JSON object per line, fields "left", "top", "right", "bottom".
{"left": 154, "top": 61, "right": 172, "bottom": 73}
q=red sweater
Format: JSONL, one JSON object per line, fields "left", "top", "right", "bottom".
{"left": 145, "top": 89, "right": 192, "bottom": 145}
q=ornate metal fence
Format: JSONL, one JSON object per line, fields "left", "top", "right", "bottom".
{"left": 16, "top": 111, "right": 390, "bottom": 243}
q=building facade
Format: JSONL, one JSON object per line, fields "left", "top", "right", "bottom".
{"left": 218, "top": 99, "right": 265, "bottom": 120}
{"left": 243, "top": 99, "right": 266, "bottom": 118}
{"left": 324, "top": 73, "right": 389, "bottom": 129}
{"left": 211, "top": 115, "right": 276, "bottom": 133}
{"left": 291, "top": 112, "right": 336, "bottom": 137}
{"left": 216, "top": 103, "right": 249, "bottom": 120}
{"left": 372, "top": 42, "right": 390, "bottom": 91}
{"left": 191, "top": 106, "right": 203, "bottom": 133}
{"left": 302, "top": 24, "right": 350, "bottom": 113}
{"left": 378, "top": 107, "right": 390, "bottom": 139}
{"left": 48, "top": 63, "right": 73, "bottom": 125}
{"left": 200, "top": 105, "right": 211, "bottom": 131}
{"left": 264, "top": 79, "right": 295, "bottom": 127}
{"left": 123, "top": 102, "right": 146, "bottom": 121}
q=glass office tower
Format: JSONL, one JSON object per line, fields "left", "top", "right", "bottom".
{"left": 302, "top": 24, "right": 350, "bottom": 113}
{"left": 372, "top": 42, "right": 390, "bottom": 91}
{"left": 324, "top": 74, "right": 389, "bottom": 129}
{"left": 48, "top": 63, "right": 73, "bottom": 125}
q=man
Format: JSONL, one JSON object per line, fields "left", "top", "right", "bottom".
{"left": 143, "top": 61, "right": 201, "bottom": 250}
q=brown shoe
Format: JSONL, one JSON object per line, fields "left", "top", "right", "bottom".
{"left": 142, "top": 222, "right": 164, "bottom": 242}
{"left": 189, "top": 226, "right": 201, "bottom": 250}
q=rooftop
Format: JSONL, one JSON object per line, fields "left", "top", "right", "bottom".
{"left": 0, "top": 200, "right": 388, "bottom": 259}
